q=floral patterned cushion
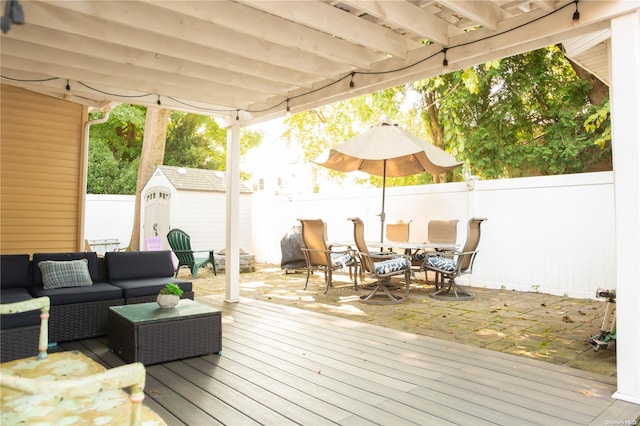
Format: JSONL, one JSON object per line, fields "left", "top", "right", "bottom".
{"left": 1, "top": 351, "right": 166, "bottom": 425}
{"left": 374, "top": 257, "right": 410, "bottom": 274}
{"left": 426, "top": 255, "right": 456, "bottom": 272}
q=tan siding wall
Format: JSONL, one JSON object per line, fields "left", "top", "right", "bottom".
{"left": 1, "top": 85, "right": 87, "bottom": 254}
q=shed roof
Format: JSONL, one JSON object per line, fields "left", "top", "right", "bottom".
{"left": 155, "top": 165, "right": 252, "bottom": 194}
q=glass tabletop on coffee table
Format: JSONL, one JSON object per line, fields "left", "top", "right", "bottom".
{"left": 110, "top": 299, "right": 219, "bottom": 323}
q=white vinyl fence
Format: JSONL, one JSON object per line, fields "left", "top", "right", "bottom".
{"left": 250, "top": 171, "right": 615, "bottom": 299}
{"left": 85, "top": 171, "right": 615, "bottom": 298}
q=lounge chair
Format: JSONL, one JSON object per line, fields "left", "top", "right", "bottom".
{"left": 166, "top": 228, "right": 217, "bottom": 278}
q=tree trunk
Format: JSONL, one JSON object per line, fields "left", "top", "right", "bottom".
{"left": 564, "top": 55, "right": 609, "bottom": 105}
{"left": 422, "top": 91, "right": 447, "bottom": 183}
{"left": 127, "top": 107, "right": 171, "bottom": 251}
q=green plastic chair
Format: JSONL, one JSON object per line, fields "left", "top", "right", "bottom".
{"left": 167, "top": 228, "right": 217, "bottom": 278}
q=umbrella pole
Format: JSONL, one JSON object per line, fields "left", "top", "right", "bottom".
{"left": 379, "top": 160, "right": 386, "bottom": 244}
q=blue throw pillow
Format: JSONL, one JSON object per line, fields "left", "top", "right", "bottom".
{"left": 38, "top": 259, "right": 94, "bottom": 289}
{"left": 426, "top": 255, "right": 456, "bottom": 272}
{"left": 374, "top": 257, "right": 410, "bottom": 274}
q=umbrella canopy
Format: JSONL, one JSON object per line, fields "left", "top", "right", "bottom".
{"left": 314, "top": 120, "right": 463, "bottom": 241}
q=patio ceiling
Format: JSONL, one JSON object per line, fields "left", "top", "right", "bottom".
{"left": 0, "top": 1, "right": 637, "bottom": 126}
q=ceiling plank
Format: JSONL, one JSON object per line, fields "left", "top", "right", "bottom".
{"left": 435, "top": 0, "right": 503, "bottom": 31}
{"left": 340, "top": 0, "right": 450, "bottom": 45}
{"left": 4, "top": 25, "right": 298, "bottom": 96}
{"left": 239, "top": 0, "right": 421, "bottom": 58}
{"left": 143, "top": 0, "right": 386, "bottom": 70}
{"left": 18, "top": 1, "right": 332, "bottom": 87}
{"left": 39, "top": 1, "right": 349, "bottom": 78}
{"left": 1, "top": 52, "right": 263, "bottom": 108}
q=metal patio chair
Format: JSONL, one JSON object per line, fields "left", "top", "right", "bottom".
{"left": 348, "top": 217, "right": 412, "bottom": 305}
{"left": 298, "top": 218, "right": 357, "bottom": 294}
{"left": 421, "top": 217, "right": 486, "bottom": 300}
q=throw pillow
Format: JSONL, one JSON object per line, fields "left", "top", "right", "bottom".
{"left": 38, "top": 259, "right": 94, "bottom": 289}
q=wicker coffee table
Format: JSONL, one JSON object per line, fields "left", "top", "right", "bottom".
{"left": 108, "top": 300, "right": 221, "bottom": 365}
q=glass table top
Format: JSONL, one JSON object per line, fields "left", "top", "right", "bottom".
{"left": 110, "top": 299, "right": 220, "bottom": 323}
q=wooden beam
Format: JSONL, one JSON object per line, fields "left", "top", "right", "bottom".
{"left": 340, "top": 0, "right": 450, "bottom": 45}
{"left": 39, "top": 1, "right": 348, "bottom": 78}
{"left": 436, "top": 0, "right": 503, "bottom": 31}
{"left": 144, "top": 0, "right": 386, "bottom": 70}
{"left": 240, "top": 0, "right": 420, "bottom": 58}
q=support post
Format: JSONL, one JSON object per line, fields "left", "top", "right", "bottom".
{"left": 610, "top": 10, "right": 640, "bottom": 404}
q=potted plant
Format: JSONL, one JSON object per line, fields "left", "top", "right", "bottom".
{"left": 157, "top": 283, "right": 184, "bottom": 308}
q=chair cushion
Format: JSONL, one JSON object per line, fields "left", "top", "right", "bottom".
{"left": 29, "top": 283, "right": 123, "bottom": 305}
{"left": 426, "top": 255, "right": 456, "bottom": 272}
{"left": 38, "top": 259, "right": 93, "bottom": 289}
{"left": 330, "top": 252, "right": 353, "bottom": 268}
{"left": 374, "top": 257, "right": 410, "bottom": 274}
{"left": 108, "top": 277, "right": 192, "bottom": 298}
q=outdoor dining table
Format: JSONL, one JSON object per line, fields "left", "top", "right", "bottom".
{"left": 366, "top": 241, "right": 459, "bottom": 252}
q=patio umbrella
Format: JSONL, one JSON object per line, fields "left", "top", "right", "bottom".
{"left": 313, "top": 120, "right": 463, "bottom": 242}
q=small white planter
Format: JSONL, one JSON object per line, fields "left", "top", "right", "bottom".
{"left": 157, "top": 294, "right": 180, "bottom": 308}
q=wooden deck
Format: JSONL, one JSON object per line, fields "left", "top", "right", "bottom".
{"left": 62, "top": 296, "right": 639, "bottom": 425}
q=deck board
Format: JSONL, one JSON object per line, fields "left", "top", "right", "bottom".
{"left": 59, "top": 296, "right": 639, "bottom": 425}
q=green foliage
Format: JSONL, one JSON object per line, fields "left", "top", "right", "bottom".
{"left": 88, "top": 106, "right": 264, "bottom": 194}
{"left": 159, "top": 283, "right": 184, "bottom": 296}
{"left": 87, "top": 105, "right": 146, "bottom": 194}
{"left": 163, "top": 112, "right": 227, "bottom": 170}
{"left": 414, "top": 46, "right": 612, "bottom": 179}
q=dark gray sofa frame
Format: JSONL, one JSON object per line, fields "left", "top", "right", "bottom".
{"left": 1, "top": 250, "right": 193, "bottom": 362}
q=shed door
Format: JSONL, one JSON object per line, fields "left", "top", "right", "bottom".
{"left": 144, "top": 187, "right": 171, "bottom": 248}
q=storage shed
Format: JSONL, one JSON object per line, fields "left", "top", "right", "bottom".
{"left": 141, "top": 166, "right": 253, "bottom": 254}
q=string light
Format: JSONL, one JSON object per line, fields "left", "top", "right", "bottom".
{"left": 0, "top": 0, "right": 580, "bottom": 118}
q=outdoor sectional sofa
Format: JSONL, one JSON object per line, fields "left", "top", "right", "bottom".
{"left": 0, "top": 250, "right": 193, "bottom": 362}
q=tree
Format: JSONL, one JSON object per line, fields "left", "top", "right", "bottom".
{"left": 88, "top": 107, "right": 265, "bottom": 194}
{"left": 413, "top": 45, "right": 612, "bottom": 178}
{"left": 127, "top": 107, "right": 171, "bottom": 251}
{"left": 87, "top": 104, "right": 146, "bottom": 194}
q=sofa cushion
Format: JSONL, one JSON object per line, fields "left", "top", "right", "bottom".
{"left": 0, "top": 254, "right": 30, "bottom": 289}
{"left": 32, "top": 252, "right": 102, "bottom": 287}
{"left": 109, "top": 277, "right": 192, "bottom": 298}
{"left": 105, "top": 251, "right": 175, "bottom": 281}
{"left": 30, "top": 282, "right": 123, "bottom": 305}
{"left": 38, "top": 259, "right": 94, "bottom": 289}
{"left": 0, "top": 288, "right": 40, "bottom": 329}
